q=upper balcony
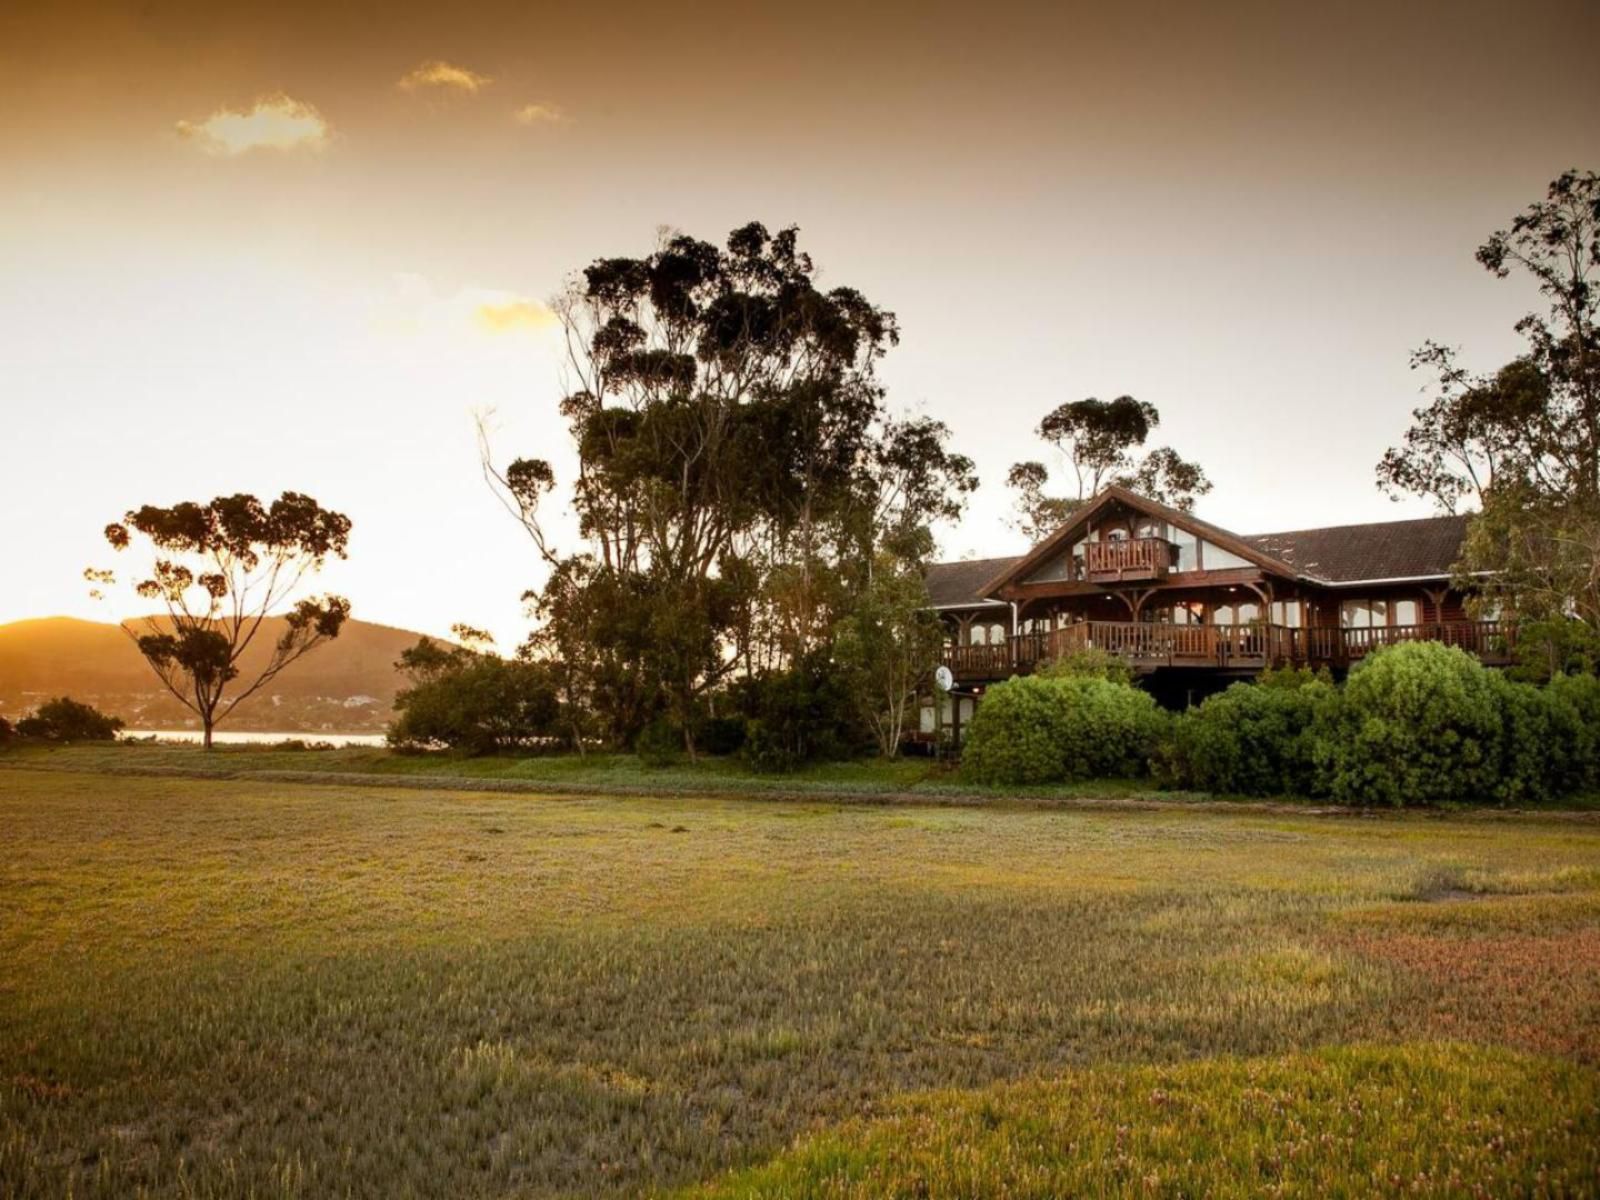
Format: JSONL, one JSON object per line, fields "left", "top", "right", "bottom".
{"left": 1082, "top": 537, "right": 1175, "bottom": 582}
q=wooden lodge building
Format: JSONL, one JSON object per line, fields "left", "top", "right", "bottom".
{"left": 925, "top": 485, "right": 1510, "bottom": 729}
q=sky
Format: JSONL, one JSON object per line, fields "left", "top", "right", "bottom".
{"left": 3, "top": 0, "right": 1599, "bottom": 647}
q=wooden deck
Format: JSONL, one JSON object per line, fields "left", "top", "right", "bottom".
{"left": 944, "top": 619, "right": 1515, "bottom": 683}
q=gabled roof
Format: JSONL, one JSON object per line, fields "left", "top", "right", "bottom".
{"left": 927, "top": 489, "right": 1470, "bottom": 606}
{"left": 925, "top": 556, "right": 1016, "bottom": 608}
{"left": 976, "top": 485, "right": 1302, "bottom": 597}
{"left": 1245, "top": 513, "right": 1470, "bottom": 584}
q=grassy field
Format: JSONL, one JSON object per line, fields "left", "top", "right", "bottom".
{"left": 3, "top": 752, "right": 1600, "bottom": 1197}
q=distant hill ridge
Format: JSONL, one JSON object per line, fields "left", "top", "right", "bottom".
{"left": 0, "top": 615, "right": 436, "bottom": 731}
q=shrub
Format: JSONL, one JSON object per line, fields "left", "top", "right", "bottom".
{"left": 1548, "top": 673, "right": 1600, "bottom": 791}
{"left": 1165, "top": 673, "right": 1336, "bottom": 797}
{"left": 1036, "top": 646, "right": 1134, "bottom": 686}
{"left": 0, "top": 715, "right": 13, "bottom": 745}
{"left": 1315, "top": 642, "right": 1504, "bottom": 806}
{"left": 962, "top": 675, "right": 1167, "bottom": 786}
{"left": 635, "top": 718, "right": 682, "bottom": 767}
{"left": 15, "top": 696, "right": 124, "bottom": 742}
{"left": 732, "top": 650, "right": 866, "bottom": 772}
{"left": 696, "top": 715, "right": 747, "bottom": 757}
{"left": 388, "top": 655, "right": 564, "bottom": 755}
{"left": 1490, "top": 675, "right": 1589, "bottom": 804}
{"left": 742, "top": 718, "right": 798, "bottom": 775}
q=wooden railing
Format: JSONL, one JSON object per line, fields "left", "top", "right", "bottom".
{"left": 943, "top": 620, "right": 1515, "bottom": 681}
{"left": 1083, "top": 538, "right": 1173, "bottom": 580}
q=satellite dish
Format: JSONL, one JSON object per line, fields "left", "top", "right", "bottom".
{"left": 934, "top": 665, "right": 954, "bottom": 691}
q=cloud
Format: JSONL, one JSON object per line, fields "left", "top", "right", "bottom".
{"left": 373, "top": 276, "right": 558, "bottom": 341}
{"left": 399, "top": 60, "right": 492, "bottom": 93}
{"left": 512, "top": 103, "right": 567, "bottom": 126}
{"left": 474, "top": 298, "right": 558, "bottom": 334}
{"left": 176, "top": 94, "right": 331, "bottom": 155}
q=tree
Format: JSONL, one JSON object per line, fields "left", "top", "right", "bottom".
{"left": 1008, "top": 395, "right": 1210, "bottom": 539}
{"left": 485, "top": 222, "right": 974, "bottom": 755}
{"left": 389, "top": 631, "right": 565, "bottom": 755}
{"left": 832, "top": 555, "right": 945, "bottom": 758}
{"left": 1379, "top": 170, "right": 1600, "bottom": 632}
{"left": 96, "top": 492, "right": 352, "bottom": 749}
{"left": 15, "top": 697, "right": 124, "bottom": 742}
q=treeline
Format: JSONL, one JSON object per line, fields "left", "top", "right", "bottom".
{"left": 963, "top": 641, "right": 1600, "bottom": 806}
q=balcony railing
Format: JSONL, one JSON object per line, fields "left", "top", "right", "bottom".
{"left": 1083, "top": 538, "right": 1174, "bottom": 581}
{"left": 942, "top": 620, "right": 1515, "bottom": 682}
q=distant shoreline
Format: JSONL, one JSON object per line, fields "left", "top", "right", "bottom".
{"left": 118, "top": 729, "right": 387, "bottom": 747}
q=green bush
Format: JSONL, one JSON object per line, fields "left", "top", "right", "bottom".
{"left": 1315, "top": 642, "right": 1505, "bottom": 806}
{"left": 962, "top": 675, "right": 1167, "bottom": 786}
{"left": 15, "top": 696, "right": 124, "bottom": 742}
{"left": 388, "top": 655, "right": 565, "bottom": 755}
{"left": 1165, "top": 672, "right": 1336, "bottom": 797}
{"left": 634, "top": 717, "right": 683, "bottom": 767}
{"left": 741, "top": 718, "right": 798, "bottom": 775}
{"left": 696, "top": 715, "right": 747, "bottom": 757}
{"left": 732, "top": 650, "right": 866, "bottom": 772}
{"left": 1490, "top": 674, "right": 1589, "bottom": 804}
{"left": 1036, "top": 646, "right": 1134, "bottom": 686}
{"left": 1548, "top": 673, "right": 1600, "bottom": 791}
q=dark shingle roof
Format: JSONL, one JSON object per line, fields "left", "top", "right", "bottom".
{"left": 1243, "top": 514, "right": 1469, "bottom": 583}
{"left": 925, "top": 556, "right": 1019, "bottom": 608}
{"left": 926, "top": 513, "right": 1469, "bottom": 604}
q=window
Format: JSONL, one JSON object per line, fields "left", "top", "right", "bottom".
{"left": 1341, "top": 599, "right": 1389, "bottom": 629}
{"left": 968, "top": 623, "right": 987, "bottom": 647}
{"left": 1171, "top": 601, "right": 1205, "bottom": 625}
{"left": 987, "top": 623, "right": 1006, "bottom": 645}
{"left": 1172, "top": 528, "right": 1199, "bottom": 571}
{"left": 1270, "top": 600, "right": 1302, "bottom": 628}
{"left": 1135, "top": 519, "right": 1165, "bottom": 539}
{"left": 1392, "top": 599, "right": 1419, "bottom": 627}
{"left": 1213, "top": 601, "right": 1261, "bottom": 626}
{"left": 1199, "top": 541, "right": 1253, "bottom": 570}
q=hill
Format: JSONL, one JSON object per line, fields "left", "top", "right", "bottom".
{"left": 0, "top": 615, "right": 435, "bottom": 733}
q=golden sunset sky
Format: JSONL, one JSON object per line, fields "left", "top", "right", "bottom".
{"left": 4, "top": 0, "right": 1598, "bottom": 645}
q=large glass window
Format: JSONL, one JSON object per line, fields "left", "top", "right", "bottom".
{"left": 1393, "top": 599, "right": 1419, "bottom": 626}
{"left": 1270, "top": 600, "right": 1302, "bottom": 628}
{"left": 1200, "top": 541, "right": 1253, "bottom": 570}
{"left": 1341, "top": 599, "right": 1390, "bottom": 628}
{"left": 1172, "top": 528, "right": 1199, "bottom": 571}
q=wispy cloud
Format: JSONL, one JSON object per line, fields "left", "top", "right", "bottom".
{"left": 474, "top": 298, "right": 558, "bottom": 334}
{"left": 374, "top": 276, "right": 558, "bottom": 341}
{"left": 512, "top": 103, "right": 568, "bottom": 126}
{"left": 176, "top": 94, "right": 331, "bottom": 155}
{"left": 399, "top": 60, "right": 493, "bottom": 93}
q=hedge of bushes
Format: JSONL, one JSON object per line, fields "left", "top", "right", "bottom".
{"left": 962, "top": 642, "right": 1600, "bottom": 806}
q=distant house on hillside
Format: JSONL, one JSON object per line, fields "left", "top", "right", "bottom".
{"left": 924, "top": 485, "right": 1509, "bottom": 733}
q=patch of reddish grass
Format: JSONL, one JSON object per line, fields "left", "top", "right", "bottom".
{"left": 1338, "top": 924, "right": 1600, "bottom": 1063}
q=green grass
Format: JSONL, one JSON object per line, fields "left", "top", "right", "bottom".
{"left": 683, "top": 1044, "right": 1600, "bottom": 1198}
{"left": 2, "top": 763, "right": 1599, "bottom": 1197}
{"left": 3, "top": 740, "right": 1181, "bottom": 803}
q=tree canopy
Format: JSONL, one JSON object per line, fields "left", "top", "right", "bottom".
{"left": 1378, "top": 169, "right": 1600, "bottom": 647}
{"left": 1007, "top": 395, "right": 1211, "bottom": 541}
{"left": 486, "top": 222, "right": 974, "bottom": 755}
{"left": 96, "top": 491, "right": 352, "bottom": 748}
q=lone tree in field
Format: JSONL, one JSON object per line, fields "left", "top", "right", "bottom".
{"left": 96, "top": 492, "right": 352, "bottom": 748}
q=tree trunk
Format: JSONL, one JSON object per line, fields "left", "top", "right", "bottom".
{"left": 202, "top": 718, "right": 214, "bottom": 750}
